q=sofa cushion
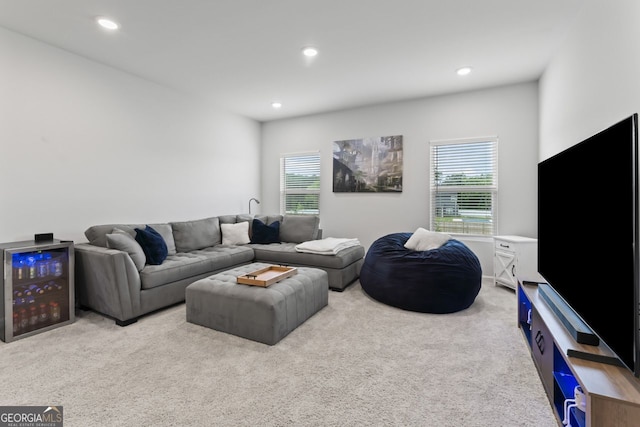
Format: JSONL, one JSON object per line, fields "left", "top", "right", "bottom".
{"left": 279, "top": 215, "right": 320, "bottom": 243}
{"left": 171, "top": 217, "right": 221, "bottom": 252}
{"left": 221, "top": 221, "right": 251, "bottom": 245}
{"left": 217, "top": 215, "right": 238, "bottom": 225}
{"left": 236, "top": 214, "right": 254, "bottom": 236}
{"left": 139, "top": 245, "right": 255, "bottom": 290}
{"left": 236, "top": 214, "right": 253, "bottom": 223}
{"left": 251, "top": 219, "right": 280, "bottom": 244}
{"left": 149, "top": 223, "right": 177, "bottom": 255}
{"left": 135, "top": 225, "right": 168, "bottom": 265}
{"left": 85, "top": 224, "right": 144, "bottom": 247}
{"left": 106, "top": 229, "right": 146, "bottom": 271}
{"left": 250, "top": 242, "right": 365, "bottom": 269}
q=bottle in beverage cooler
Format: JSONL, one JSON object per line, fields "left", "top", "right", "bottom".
{"left": 39, "top": 303, "right": 48, "bottom": 323}
{"left": 47, "top": 281, "right": 62, "bottom": 292}
{"left": 50, "top": 301, "right": 61, "bottom": 322}
{"left": 12, "top": 254, "right": 25, "bottom": 281}
{"left": 18, "top": 308, "right": 29, "bottom": 331}
{"left": 28, "top": 305, "right": 38, "bottom": 327}
{"left": 26, "top": 256, "right": 37, "bottom": 279}
{"left": 36, "top": 254, "right": 48, "bottom": 278}
{"left": 28, "top": 284, "right": 44, "bottom": 295}
{"left": 27, "top": 284, "right": 44, "bottom": 295}
{"left": 49, "top": 255, "right": 63, "bottom": 277}
{"left": 13, "top": 289, "right": 26, "bottom": 306}
{"left": 43, "top": 253, "right": 52, "bottom": 275}
{"left": 13, "top": 296, "right": 25, "bottom": 307}
{"left": 13, "top": 312, "right": 19, "bottom": 334}
{"left": 22, "top": 285, "right": 32, "bottom": 297}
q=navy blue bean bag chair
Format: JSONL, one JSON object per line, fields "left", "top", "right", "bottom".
{"left": 360, "top": 232, "right": 482, "bottom": 313}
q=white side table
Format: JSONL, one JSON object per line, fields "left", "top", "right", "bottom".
{"left": 494, "top": 235, "right": 543, "bottom": 290}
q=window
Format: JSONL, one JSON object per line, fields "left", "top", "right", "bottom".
{"left": 280, "top": 152, "right": 321, "bottom": 215}
{"left": 429, "top": 137, "right": 498, "bottom": 236}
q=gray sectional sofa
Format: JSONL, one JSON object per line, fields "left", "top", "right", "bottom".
{"left": 74, "top": 214, "right": 364, "bottom": 326}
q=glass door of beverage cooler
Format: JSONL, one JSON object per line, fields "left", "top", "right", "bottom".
{"left": 2, "top": 240, "right": 74, "bottom": 342}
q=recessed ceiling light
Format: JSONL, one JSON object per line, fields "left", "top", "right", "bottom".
{"left": 302, "top": 47, "right": 318, "bottom": 57}
{"left": 271, "top": 101, "right": 282, "bottom": 109}
{"left": 96, "top": 17, "right": 119, "bottom": 30}
{"left": 456, "top": 67, "right": 472, "bottom": 76}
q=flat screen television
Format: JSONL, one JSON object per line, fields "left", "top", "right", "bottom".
{"left": 538, "top": 113, "right": 640, "bottom": 377}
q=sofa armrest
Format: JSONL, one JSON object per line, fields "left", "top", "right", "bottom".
{"left": 75, "top": 243, "right": 142, "bottom": 324}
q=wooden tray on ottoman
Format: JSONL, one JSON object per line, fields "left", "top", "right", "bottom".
{"left": 236, "top": 265, "right": 297, "bottom": 287}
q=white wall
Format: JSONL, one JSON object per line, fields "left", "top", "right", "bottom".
{"left": 0, "top": 27, "right": 261, "bottom": 243}
{"left": 0, "top": 22, "right": 550, "bottom": 277}
{"left": 261, "top": 82, "right": 540, "bottom": 275}
{"left": 540, "top": 0, "right": 640, "bottom": 159}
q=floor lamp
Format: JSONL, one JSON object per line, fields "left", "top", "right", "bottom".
{"left": 249, "top": 198, "right": 260, "bottom": 214}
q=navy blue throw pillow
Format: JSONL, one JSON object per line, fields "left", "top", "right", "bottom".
{"left": 135, "top": 225, "right": 168, "bottom": 265}
{"left": 250, "top": 219, "right": 280, "bottom": 244}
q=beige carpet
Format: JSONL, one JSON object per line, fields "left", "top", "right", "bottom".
{"left": 0, "top": 279, "right": 557, "bottom": 427}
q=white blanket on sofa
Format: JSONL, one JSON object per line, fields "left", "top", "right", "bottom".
{"left": 295, "top": 237, "right": 361, "bottom": 255}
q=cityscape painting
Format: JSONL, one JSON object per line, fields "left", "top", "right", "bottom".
{"left": 333, "top": 135, "right": 403, "bottom": 192}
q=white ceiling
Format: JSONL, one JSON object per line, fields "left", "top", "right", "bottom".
{"left": 0, "top": 0, "right": 583, "bottom": 122}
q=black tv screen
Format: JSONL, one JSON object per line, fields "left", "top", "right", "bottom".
{"left": 538, "top": 113, "right": 639, "bottom": 376}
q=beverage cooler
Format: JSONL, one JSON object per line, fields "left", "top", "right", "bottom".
{"left": 1, "top": 239, "right": 74, "bottom": 342}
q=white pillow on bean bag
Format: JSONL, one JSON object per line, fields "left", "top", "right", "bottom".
{"left": 404, "top": 227, "right": 451, "bottom": 251}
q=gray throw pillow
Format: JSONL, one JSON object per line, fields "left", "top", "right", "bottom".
{"left": 85, "top": 224, "right": 142, "bottom": 247}
{"left": 170, "top": 217, "right": 221, "bottom": 252}
{"left": 149, "top": 223, "right": 177, "bottom": 255}
{"left": 106, "top": 228, "right": 146, "bottom": 271}
{"left": 279, "top": 215, "right": 320, "bottom": 243}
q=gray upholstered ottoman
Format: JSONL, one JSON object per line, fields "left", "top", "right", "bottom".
{"left": 185, "top": 262, "right": 328, "bottom": 345}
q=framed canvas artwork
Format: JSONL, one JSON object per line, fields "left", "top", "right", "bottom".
{"left": 333, "top": 135, "right": 403, "bottom": 192}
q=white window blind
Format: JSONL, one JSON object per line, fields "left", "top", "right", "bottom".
{"left": 429, "top": 137, "right": 498, "bottom": 236}
{"left": 280, "top": 152, "right": 321, "bottom": 215}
